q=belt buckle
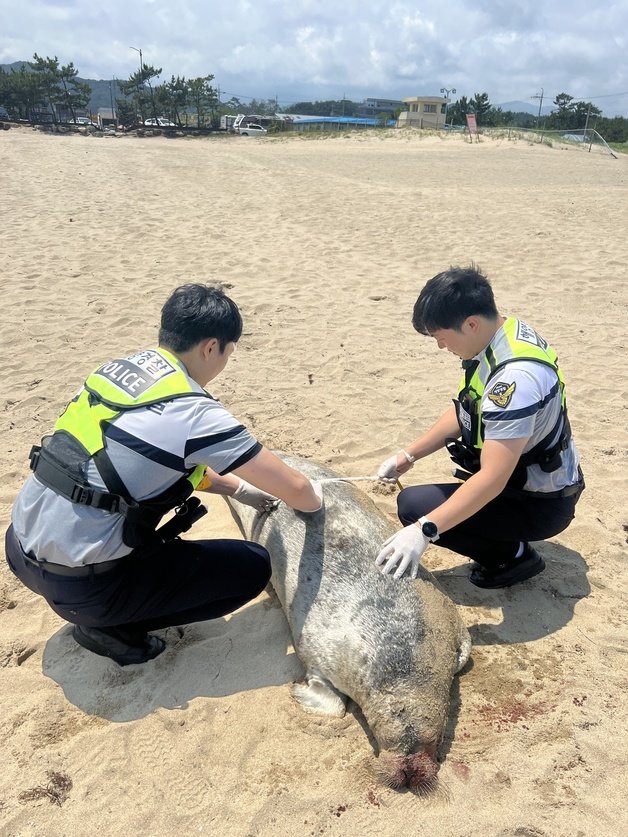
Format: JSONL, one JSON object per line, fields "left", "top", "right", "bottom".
{"left": 29, "top": 445, "right": 42, "bottom": 471}
{"left": 71, "top": 484, "right": 93, "bottom": 505}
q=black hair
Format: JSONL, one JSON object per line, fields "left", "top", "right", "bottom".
{"left": 158, "top": 284, "right": 243, "bottom": 352}
{"left": 412, "top": 265, "right": 498, "bottom": 335}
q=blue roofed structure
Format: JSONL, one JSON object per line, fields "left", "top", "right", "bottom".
{"left": 278, "top": 113, "right": 396, "bottom": 131}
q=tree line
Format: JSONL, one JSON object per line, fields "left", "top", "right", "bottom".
{"left": 0, "top": 55, "right": 222, "bottom": 128}
{"left": 115, "top": 65, "right": 219, "bottom": 127}
{"left": 446, "top": 91, "right": 628, "bottom": 142}
{"left": 1, "top": 56, "right": 627, "bottom": 141}
{"left": 238, "top": 92, "right": 628, "bottom": 140}
{"left": 0, "top": 55, "right": 91, "bottom": 121}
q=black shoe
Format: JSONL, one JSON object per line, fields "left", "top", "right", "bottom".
{"left": 72, "top": 625, "right": 166, "bottom": 666}
{"left": 469, "top": 546, "right": 545, "bottom": 589}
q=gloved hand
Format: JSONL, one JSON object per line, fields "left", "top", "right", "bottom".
{"left": 233, "top": 480, "right": 279, "bottom": 513}
{"left": 313, "top": 480, "right": 324, "bottom": 509}
{"left": 375, "top": 524, "right": 429, "bottom": 579}
{"left": 302, "top": 480, "right": 324, "bottom": 513}
{"left": 377, "top": 450, "right": 415, "bottom": 483}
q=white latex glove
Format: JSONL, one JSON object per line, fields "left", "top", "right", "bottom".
{"left": 377, "top": 450, "right": 414, "bottom": 483}
{"left": 301, "top": 480, "right": 324, "bottom": 513}
{"left": 375, "top": 524, "right": 429, "bottom": 579}
{"left": 233, "top": 480, "right": 279, "bottom": 513}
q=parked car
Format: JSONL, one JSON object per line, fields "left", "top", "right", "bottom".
{"left": 70, "top": 117, "right": 97, "bottom": 126}
{"left": 144, "top": 117, "right": 177, "bottom": 127}
{"left": 239, "top": 124, "right": 267, "bottom": 136}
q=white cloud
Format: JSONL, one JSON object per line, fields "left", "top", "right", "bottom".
{"left": 0, "top": 0, "right": 626, "bottom": 114}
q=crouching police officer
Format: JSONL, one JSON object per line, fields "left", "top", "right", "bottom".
{"left": 375, "top": 265, "right": 584, "bottom": 587}
{"left": 5, "top": 284, "right": 322, "bottom": 665}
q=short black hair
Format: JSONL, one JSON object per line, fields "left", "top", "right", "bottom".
{"left": 158, "top": 284, "right": 243, "bottom": 352}
{"left": 412, "top": 265, "right": 498, "bottom": 335}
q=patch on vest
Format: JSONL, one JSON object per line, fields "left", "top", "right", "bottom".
{"left": 95, "top": 350, "right": 176, "bottom": 397}
{"left": 487, "top": 381, "right": 516, "bottom": 408}
{"left": 457, "top": 404, "right": 472, "bottom": 431}
{"left": 516, "top": 321, "right": 548, "bottom": 350}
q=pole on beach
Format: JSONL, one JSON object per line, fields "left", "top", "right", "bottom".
{"left": 130, "top": 47, "right": 145, "bottom": 123}
{"left": 440, "top": 87, "right": 456, "bottom": 127}
{"left": 130, "top": 46, "right": 143, "bottom": 73}
{"left": 532, "top": 87, "right": 544, "bottom": 131}
{"left": 109, "top": 78, "right": 116, "bottom": 125}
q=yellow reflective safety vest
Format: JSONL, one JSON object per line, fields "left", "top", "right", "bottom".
{"left": 447, "top": 318, "right": 573, "bottom": 493}
{"left": 29, "top": 349, "right": 209, "bottom": 548}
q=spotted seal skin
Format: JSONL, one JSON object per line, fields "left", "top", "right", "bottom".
{"left": 227, "top": 454, "right": 471, "bottom": 792}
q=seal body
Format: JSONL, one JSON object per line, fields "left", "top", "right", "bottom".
{"left": 227, "top": 454, "right": 471, "bottom": 791}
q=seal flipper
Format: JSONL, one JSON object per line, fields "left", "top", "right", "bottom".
{"left": 455, "top": 632, "right": 472, "bottom": 674}
{"left": 292, "top": 673, "right": 347, "bottom": 717}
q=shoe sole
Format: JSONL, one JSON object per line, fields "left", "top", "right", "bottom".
{"left": 470, "top": 557, "right": 545, "bottom": 589}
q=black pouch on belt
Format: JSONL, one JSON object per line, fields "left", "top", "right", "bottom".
{"left": 154, "top": 497, "right": 208, "bottom": 543}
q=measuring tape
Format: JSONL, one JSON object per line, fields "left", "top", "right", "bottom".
{"left": 318, "top": 475, "right": 403, "bottom": 489}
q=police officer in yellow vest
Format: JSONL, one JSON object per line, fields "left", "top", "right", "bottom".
{"left": 5, "top": 284, "right": 323, "bottom": 665}
{"left": 375, "top": 265, "right": 584, "bottom": 587}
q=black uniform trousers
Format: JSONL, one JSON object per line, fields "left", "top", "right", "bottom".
{"left": 5, "top": 524, "right": 271, "bottom": 632}
{"left": 397, "top": 483, "right": 581, "bottom": 569}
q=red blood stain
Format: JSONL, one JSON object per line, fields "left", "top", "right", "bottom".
{"left": 476, "top": 698, "right": 549, "bottom": 731}
{"left": 367, "top": 790, "right": 380, "bottom": 807}
{"left": 451, "top": 760, "right": 471, "bottom": 782}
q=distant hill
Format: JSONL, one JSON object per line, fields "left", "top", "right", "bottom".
{"left": 497, "top": 100, "right": 554, "bottom": 115}
{"left": 1, "top": 61, "right": 29, "bottom": 71}
{"left": 0, "top": 61, "right": 123, "bottom": 112}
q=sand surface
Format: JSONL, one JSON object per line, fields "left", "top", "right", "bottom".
{"left": 1, "top": 125, "right": 627, "bottom": 836}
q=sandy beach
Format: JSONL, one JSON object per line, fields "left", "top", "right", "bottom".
{"left": 1, "top": 125, "right": 627, "bottom": 836}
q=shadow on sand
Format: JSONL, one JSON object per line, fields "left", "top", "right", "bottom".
{"left": 42, "top": 595, "right": 303, "bottom": 723}
{"left": 431, "top": 541, "right": 590, "bottom": 646}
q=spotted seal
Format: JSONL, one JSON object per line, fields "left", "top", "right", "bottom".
{"left": 227, "top": 454, "right": 471, "bottom": 792}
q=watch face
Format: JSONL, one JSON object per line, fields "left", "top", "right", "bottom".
{"left": 422, "top": 521, "right": 438, "bottom": 539}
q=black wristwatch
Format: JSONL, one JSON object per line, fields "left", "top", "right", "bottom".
{"left": 419, "top": 516, "right": 439, "bottom": 542}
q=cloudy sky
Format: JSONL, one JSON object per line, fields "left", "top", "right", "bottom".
{"left": 2, "top": 0, "right": 627, "bottom": 115}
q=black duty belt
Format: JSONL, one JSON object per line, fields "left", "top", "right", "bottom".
{"left": 21, "top": 551, "right": 121, "bottom": 577}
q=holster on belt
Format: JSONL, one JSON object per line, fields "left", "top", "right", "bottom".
{"left": 154, "top": 497, "right": 208, "bottom": 543}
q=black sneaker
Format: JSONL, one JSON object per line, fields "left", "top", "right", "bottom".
{"left": 72, "top": 625, "right": 165, "bottom": 666}
{"left": 469, "top": 546, "right": 545, "bottom": 589}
